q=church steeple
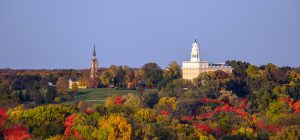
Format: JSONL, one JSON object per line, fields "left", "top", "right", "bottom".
{"left": 90, "top": 44, "right": 99, "bottom": 88}
{"left": 93, "top": 44, "right": 96, "bottom": 57}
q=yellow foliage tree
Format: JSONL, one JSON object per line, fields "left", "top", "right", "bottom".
{"left": 194, "top": 130, "right": 216, "bottom": 140}
{"left": 71, "top": 83, "right": 78, "bottom": 93}
{"left": 94, "top": 114, "right": 132, "bottom": 140}
{"left": 77, "top": 101, "right": 85, "bottom": 110}
{"left": 104, "top": 96, "right": 115, "bottom": 108}
{"left": 156, "top": 97, "right": 177, "bottom": 110}
{"left": 134, "top": 108, "right": 156, "bottom": 123}
{"left": 232, "top": 127, "right": 256, "bottom": 139}
{"left": 123, "top": 93, "right": 142, "bottom": 111}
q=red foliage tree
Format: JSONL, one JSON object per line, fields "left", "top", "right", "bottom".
{"left": 160, "top": 110, "right": 171, "bottom": 116}
{"left": 200, "top": 98, "right": 224, "bottom": 104}
{"left": 0, "top": 108, "right": 7, "bottom": 129}
{"left": 278, "top": 97, "right": 293, "bottom": 106}
{"left": 74, "top": 131, "right": 82, "bottom": 139}
{"left": 277, "top": 97, "right": 300, "bottom": 114}
{"left": 215, "top": 127, "right": 223, "bottom": 137}
{"left": 199, "top": 97, "right": 249, "bottom": 120}
{"left": 239, "top": 98, "right": 248, "bottom": 109}
{"left": 255, "top": 120, "right": 282, "bottom": 134}
{"left": 194, "top": 123, "right": 213, "bottom": 133}
{"left": 85, "top": 109, "right": 96, "bottom": 115}
{"left": 215, "top": 103, "right": 248, "bottom": 118}
{"left": 3, "top": 125, "right": 30, "bottom": 140}
{"left": 64, "top": 114, "right": 77, "bottom": 138}
{"left": 181, "top": 116, "right": 194, "bottom": 121}
{"left": 114, "top": 96, "right": 125, "bottom": 105}
{"left": 198, "top": 112, "right": 213, "bottom": 120}
{"left": 293, "top": 100, "right": 300, "bottom": 113}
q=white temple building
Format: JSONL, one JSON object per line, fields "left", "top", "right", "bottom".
{"left": 182, "top": 38, "right": 233, "bottom": 80}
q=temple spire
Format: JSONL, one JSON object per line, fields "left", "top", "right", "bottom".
{"left": 93, "top": 44, "right": 96, "bottom": 57}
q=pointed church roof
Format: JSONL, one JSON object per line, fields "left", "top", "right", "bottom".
{"left": 93, "top": 44, "right": 96, "bottom": 56}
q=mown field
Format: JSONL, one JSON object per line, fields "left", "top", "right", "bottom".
{"left": 65, "top": 88, "right": 157, "bottom": 104}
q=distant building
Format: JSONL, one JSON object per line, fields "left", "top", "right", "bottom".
{"left": 89, "top": 45, "right": 99, "bottom": 88}
{"left": 182, "top": 38, "right": 233, "bottom": 80}
{"left": 68, "top": 78, "right": 88, "bottom": 89}
{"left": 48, "top": 82, "right": 55, "bottom": 87}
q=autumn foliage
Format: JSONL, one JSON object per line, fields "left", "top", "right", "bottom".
{"left": 198, "top": 97, "right": 248, "bottom": 120}
{"left": 114, "top": 95, "right": 125, "bottom": 105}
{"left": 293, "top": 101, "right": 300, "bottom": 113}
{"left": 64, "top": 114, "right": 77, "bottom": 138}
{"left": 0, "top": 108, "right": 7, "bottom": 129}
{"left": 160, "top": 110, "right": 171, "bottom": 116}
{"left": 3, "top": 125, "right": 30, "bottom": 140}
{"left": 194, "top": 123, "right": 213, "bottom": 133}
{"left": 0, "top": 108, "right": 30, "bottom": 140}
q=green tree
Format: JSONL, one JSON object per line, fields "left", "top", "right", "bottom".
{"left": 143, "top": 92, "right": 159, "bottom": 108}
{"left": 56, "top": 77, "right": 68, "bottom": 96}
{"left": 159, "top": 79, "right": 191, "bottom": 97}
{"left": 71, "top": 83, "right": 78, "bottom": 92}
{"left": 17, "top": 90, "right": 25, "bottom": 102}
{"left": 174, "top": 100, "right": 196, "bottom": 116}
{"left": 24, "top": 90, "right": 31, "bottom": 101}
{"left": 100, "top": 70, "right": 114, "bottom": 87}
{"left": 232, "top": 127, "right": 256, "bottom": 140}
{"left": 134, "top": 108, "right": 156, "bottom": 123}
{"left": 155, "top": 97, "right": 177, "bottom": 111}
{"left": 123, "top": 93, "right": 142, "bottom": 111}
{"left": 266, "top": 100, "right": 292, "bottom": 116}
{"left": 0, "top": 83, "right": 11, "bottom": 105}
{"left": 7, "top": 104, "right": 75, "bottom": 138}
{"left": 45, "top": 86, "right": 57, "bottom": 103}
{"left": 32, "top": 91, "right": 45, "bottom": 104}
{"left": 271, "top": 125, "right": 300, "bottom": 140}
{"left": 72, "top": 112, "right": 100, "bottom": 139}
{"left": 71, "top": 83, "right": 78, "bottom": 98}
{"left": 141, "top": 63, "right": 163, "bottom": 88}
{"left": 163, "top": 61, "right": 182, "bottom": 81}
{"left": 226, "top": 60, "right": 250, "bottom": 77}
{"left": 124, "top": 66, "right": 135, "bottom": 88}
{"left": 115, "top": 66, "right": 126, "bottom": 88}
{"left": 246, "top": 65, "right": 260, "bottom": 78}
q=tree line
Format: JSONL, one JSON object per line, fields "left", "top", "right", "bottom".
{"left": 0, "top": 61, "right": 181, "bottom": 107}
{"left": 1, "top": 60, "right": 300, "bottom": 139}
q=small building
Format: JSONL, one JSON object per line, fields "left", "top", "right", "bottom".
{"left": 48, "top": 82, "right": 56, "bottom": 87}
{"left": 182, "top": 38, "right": 233, "bottom": 80}
{"left": 68, "top": 78, "right": 88, "bottom": 89}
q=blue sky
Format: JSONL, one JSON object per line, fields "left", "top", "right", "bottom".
{"left": 0, "top": 0, "right": 299, "bottom": 69}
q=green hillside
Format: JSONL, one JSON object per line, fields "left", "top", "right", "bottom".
{"left": 65, "top": 88, "right": 156, "bottom": 104}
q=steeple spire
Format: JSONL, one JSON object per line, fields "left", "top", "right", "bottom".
{"left": 93, "top": 44, "right": 96, "bottom": 57}
{"left": 90, "top": 43, "right": 99, "bottom": 88}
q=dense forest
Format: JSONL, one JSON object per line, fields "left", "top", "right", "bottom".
{"left": 1, "top": 60, "right": 300, "bottom": 140}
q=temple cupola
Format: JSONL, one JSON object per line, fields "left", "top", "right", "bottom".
{"left": 190, "top": 38, "right": 200, "bottom": 62}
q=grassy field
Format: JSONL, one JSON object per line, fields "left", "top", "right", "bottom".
{"left": 64, "top": 88, "right": 157, "bottom": 104}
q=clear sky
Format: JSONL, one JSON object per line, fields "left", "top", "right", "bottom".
{"left": 0, "top": 0, "right": 299, "bottom": 69}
